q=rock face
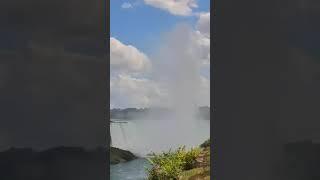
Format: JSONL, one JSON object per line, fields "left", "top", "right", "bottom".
{"left": 110, "top": 147, "right": 137, "bottom": 164}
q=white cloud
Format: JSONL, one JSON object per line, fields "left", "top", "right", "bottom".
{"left": 193, "top": 12, "right": 210, "bottom": 66}
{"left": 121, "top": 2, "right": 133, "bottom": 9}
{"left": 144, "top": 0, "right": 198, "bottom": 16}
{"left": 110, "top": 74, "right": 168, "bottom": 108}
{"left": 110, "top": 37, "right": 151, "bottom": 74}
{"left": 192, "top": 30, "right": 210, "bottom": 66}
{"left": 198, "top": 75, "right": 210, "bottom": 106}
{"left": 110, "top": 12, "right": 211, "bottom": 108}
{"left": 196, "top": 12, "right": 210, "bottom": 37}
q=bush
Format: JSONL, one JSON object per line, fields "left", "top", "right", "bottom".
{"left": 146, "top": 146, "right": 201, "bottom": 180}
{"left": 200, "top": 139, "right": 210, "bottom": 148}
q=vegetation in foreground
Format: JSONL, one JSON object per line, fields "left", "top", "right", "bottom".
{"left": 146, "top": 139, "right": 211, "bottom": 180}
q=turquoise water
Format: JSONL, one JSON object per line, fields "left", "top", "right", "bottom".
{"left": 110, "top": 158, "right": 151, "bottom": 180}
{"left": 110, "top": 118, "right": 210, "bottom": 179}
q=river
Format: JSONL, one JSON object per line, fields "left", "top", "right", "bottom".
{"left": 110, "top": 118, "right": 210, "bottom": 180}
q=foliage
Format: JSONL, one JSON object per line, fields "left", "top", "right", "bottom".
{"left": 179, "top": 167, "right": 210, "bottom": 180}
{"left": 200, "top": 139, "right": 210, "bottom": 148}
{"left": 146, "top": 146, "right": 201, "bottom": 180}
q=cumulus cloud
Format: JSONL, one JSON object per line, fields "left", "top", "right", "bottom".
{"left": 121, "top": 2, "right": 133, "bottom": 9}
{"left": 110, "top": 73, "right": 209, "bottom": 108}
{"left": 110, "top": 37, "right": 158, "bottom": 108}
{"left": 194, "top": 12, "right": 210, "bottom": 66}
{"left": 198, "top": 76, "right": 210, "bottom": 106}
{"left": 144, "top": 0, "right": 198, "bottom": 16}
{"left": 110, "top": 37, "right": 151, "bottom": 74}
{"left": 193, "top": 30, "right": 210, "bottom": 66}
{"left": 110, "top": 74, "right": 167, "bottom": 108}
{"left": 110, "top": 13, "right": 211, "bottom": 108}
{"left": 196, "top": 12, "right": 210, "bottom": 37}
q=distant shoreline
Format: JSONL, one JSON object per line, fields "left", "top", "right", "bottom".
{"left": 110, "top": 106, "right": 210, "bottom": 120}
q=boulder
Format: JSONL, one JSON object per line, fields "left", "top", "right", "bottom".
{"left": 110, "top": 147, "right": 137, "bottom": 164}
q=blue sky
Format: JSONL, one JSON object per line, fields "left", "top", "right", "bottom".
{"left": 111, "top": 0, "right": 210, "bottom": 55}
{"left": 110, "top": 0, "right": 211, "bottom": 108}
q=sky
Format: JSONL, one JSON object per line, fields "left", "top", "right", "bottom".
{"left": 110, "top": 0, "right": 211, "bottom": 108}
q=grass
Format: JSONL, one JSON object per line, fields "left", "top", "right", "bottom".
{"left": 146, "top": 139, "right": 211, "bottom": 180}
{"left": 179, "top": 167, "right": 210, "bottom": 180}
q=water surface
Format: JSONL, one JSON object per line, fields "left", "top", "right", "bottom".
{"left": 110, "top": 158, "right": 150, "bottom": 180}
{"left": 110, "top": 118, "right": 210, "bottom": 180}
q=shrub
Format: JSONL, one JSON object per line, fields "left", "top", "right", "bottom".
{"left": 200, "top": 139, "right": 210, "bottom": 148}
{"left": 146, "top": 146, "right": 201, "bottom": 180}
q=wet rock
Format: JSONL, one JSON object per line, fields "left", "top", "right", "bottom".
{"left": 110, "top": 147, "right": 137, "bottom": 164}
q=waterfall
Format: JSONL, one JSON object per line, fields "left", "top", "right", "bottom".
{"left": 119, "top": 123, "right": 128, "bottom": 147}
{"left": 110, "top": 121, "right": 130, "bottom": 150}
